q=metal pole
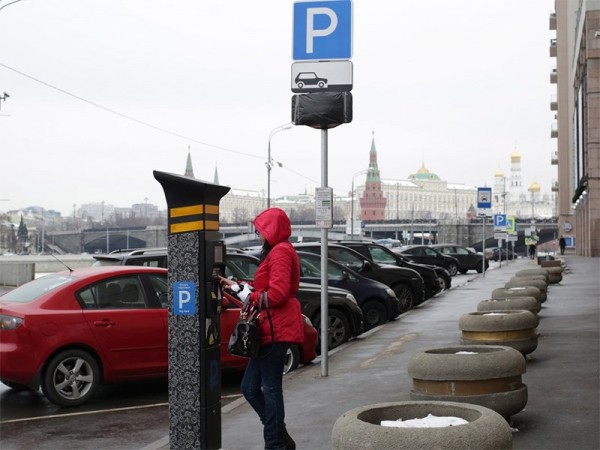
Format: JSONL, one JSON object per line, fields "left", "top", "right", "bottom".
{"left": 320, "top": 129, "right": 329, "bottom": 377}
{"left": 267, "top": 140, "right": 271, "bottom": 209}
{"left": 350, "top": 178, "right": 354, "bottom": 240}
{"left": 482, "top": 216, "right": 486, "bottom": 277}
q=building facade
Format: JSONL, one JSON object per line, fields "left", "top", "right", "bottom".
{"left": 552, "top": 0, "right": 600, "bottom": 256}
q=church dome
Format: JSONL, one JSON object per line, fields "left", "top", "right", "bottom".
{"left": 511, "top": 151, "right": 521, "bottom": 162}
{"left": 528, "top": 181, "right": 541, "bottom": 192}
{"left": 410, "top": 164, "right": 440, "bottom": 181}
{"left": 494, "top": 169, "right": 504, "bottom": 177}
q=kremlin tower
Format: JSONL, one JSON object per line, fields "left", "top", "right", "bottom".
{"left": 359, "top": 133, "right": 387, "bottom": 221}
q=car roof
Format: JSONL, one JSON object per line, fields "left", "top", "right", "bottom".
{"left": 58, "top": 266, "right": 167, "bottom": 277}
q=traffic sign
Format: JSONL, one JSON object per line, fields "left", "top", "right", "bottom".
{"left": 477, "top": 187, "right": 492, "bottom": 209}
{"left": 292, "top": 60, "right": 353, "bottom": 93}
{"left": 315, "top": 187, "right": 333, "bottom": 228}
{"left": 293, "top": 0, "right": 352, "bottom": 60}
{"left": 506, "top": 216, "right": 516, "bottom": 233}
{"left": 494, "top": 214, "right": 507, "bottom": 228}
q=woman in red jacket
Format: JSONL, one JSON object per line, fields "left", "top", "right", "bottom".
{"left": 226, "top": 208, "right": 304, "bottom": 449}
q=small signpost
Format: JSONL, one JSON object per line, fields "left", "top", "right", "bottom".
{"left": 477, "top": 187, "right": 492, "bottom": 276}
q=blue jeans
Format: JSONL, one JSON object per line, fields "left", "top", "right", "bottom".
{"left": 240, "top": 342, "right": 289, "bottom": 450}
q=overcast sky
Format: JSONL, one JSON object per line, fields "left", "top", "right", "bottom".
{"left": 0, "top": 0, "right": 556, "bottom": 217}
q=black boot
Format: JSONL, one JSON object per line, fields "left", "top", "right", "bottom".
{"left": 282, "top": 427, "right": 296, "bottom": 450}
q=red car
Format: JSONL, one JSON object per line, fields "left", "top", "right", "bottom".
{"left": 0, "top": 266, "right": 317, "bottom": 407}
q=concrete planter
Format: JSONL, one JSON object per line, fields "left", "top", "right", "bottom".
{"left": 459, "top": 310, "right": 539, "bottom": 355}
{"left": 515, "top": 268, "right": 550, "bottom": 283}
{"left": 408, "top": 345, "right": 527, "bottom": 418}
{"left": 478, "top": 297, "right": 541, "bottom": 316}
{"left": 331, "top": 401, "right": 513, "bottom": 450}
{"left": 504, "top": 279, "right": 547, "bottom": 303}
{"left": 492, "top": 287, "right": 542, "bottom": 303}
{"left": 545, "top": 267, "right": 563, "bottom": 284}
{"left": 540, "top": 260, "right": 561, "bottom": 268}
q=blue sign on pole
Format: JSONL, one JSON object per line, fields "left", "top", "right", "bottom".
{"left": 293, "top": 1, "right": 352, "bottom": 61}
{"left": 477, "top": 187, "right": 492, "bottom": 209}
{"left": 494, "top": 214, "right": 507, "bottom": 228}
{"left": 173, "top": 281, "right": 196, "bottom": 316}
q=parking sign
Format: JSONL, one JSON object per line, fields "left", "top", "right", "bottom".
{"left": 293, "top": 1, "right": 352, "bottom": 60}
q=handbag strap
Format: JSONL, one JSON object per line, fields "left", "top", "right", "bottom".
{"left": 258, "top": 291, "right": 275, "bottom": 344}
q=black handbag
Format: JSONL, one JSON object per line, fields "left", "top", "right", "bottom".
{"left": 228, "top": 292, "right": 273, "bottom": 358}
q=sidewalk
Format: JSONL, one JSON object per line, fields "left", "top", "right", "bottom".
{"left": 150, "top": 256, "right": 599, "bottom": 450}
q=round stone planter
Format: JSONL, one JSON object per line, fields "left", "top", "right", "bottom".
{"left": 478, "top": 297, "right": 541, "bottom": 316}
{"left": 459, "top": 310, "right": 539, "bottom": 355}
{"left": 331, "top": 401, "right": 513, "bottom": 450}
{"left": 408, "top": 345, "right": 527, "bottom": 418}
{"left": 545, "top": 267, "right": 563, "bottom": 284}
{"left": 504, "top": 279, "right": 547, "bottom": 303}
{"left": 515, "top": 268, "right": 550, "bottom": 283}
{"left": 540, "top": 260, "right": 561, "bottom": 268}
{"left": 492, "top": 287, "right": 542, "bottom": 303}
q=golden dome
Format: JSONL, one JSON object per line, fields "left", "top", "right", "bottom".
{"left": 417, "top": 164, "right": 429, "bottom": 174}
{"left": 528, "top": 181, "right": 541, "bottom": 192}
{"left": 511, "top": 151, "right": 521, "bottom": 161}
{"left": 494, "top": 169, "right": 504, "bottom": 177}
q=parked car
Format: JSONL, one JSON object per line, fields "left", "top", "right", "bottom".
{"left": 95, "top": 247, "right": 362, "bottom": 351}
{"left": 291, "top": 242, "right": 425, "bottom": 313}
{"left": 395, "top": 245, "right": 460, "bottom": 276}
{"left": 430, "top": 244, "right": 489, "bottom": 274}
{"left": 296, "top": 251, "right": 399, "bottom": 330}
{"left": 224, "top": 252, "right": 364, "bottom": 349}
{"left": 0, "top": 266, "right": 318, "bottom": 406}
{"left": 334, "top": 240, "right": 448, "bottom": 302}
{"left": 492, "top": 247, "right": 517, "bottom": 261}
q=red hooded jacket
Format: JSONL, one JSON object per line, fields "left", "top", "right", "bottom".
{"left": 249, "top": 208, "right": 304, "bottom": 345}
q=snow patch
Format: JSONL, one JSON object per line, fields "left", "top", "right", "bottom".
{"left": 381, "top": 414, "right": 468, "bottom": 428}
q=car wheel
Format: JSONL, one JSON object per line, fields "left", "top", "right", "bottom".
{"left": 297, "top": 81, "right": 304, "bottom": 88}
{"left": 42, "top": 349, "right": 100, "bottom": 407}
{"left": 313, "top": 309, "right": 351, "bottom": 350}
{"left": 393, "top": 284, "right": 414, "bottom": 312}
{"left": 283, "top": 345, "right": 300, "bottom": 375}
{"left": 447, "top": 263, "right": 459, "bottom": 277}
{"left": 437, "top": 275, "right": 448, "bottom": 292}
{"left": 1, "top": 380, "right": 30, "bottom": 391}
{"left": 318, "top": 81, "right": 325, "bottom": 88}
{"left": 362, "top": 301, "right": 388, "bottom": 330}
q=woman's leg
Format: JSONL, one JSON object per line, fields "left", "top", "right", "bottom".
{"left": 240, "top": 357, "right": 266, "bottom": 424}
{"left": 259, "top": 343, "right": 289, "bottom": 450}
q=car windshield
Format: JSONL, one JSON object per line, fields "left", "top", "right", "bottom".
{"left": 1, "top": 274, "right": 75, "bottom": 303}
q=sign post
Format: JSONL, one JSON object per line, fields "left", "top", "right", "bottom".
{"left": 292, "top": 0, "right": 353, "bottom": 377}
{"left": 477, "top": 187, "right": 492, "bottom": 276}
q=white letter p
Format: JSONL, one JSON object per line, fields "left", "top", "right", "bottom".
{"left": 306, "top": 7, "right": 338, "bottom": 54}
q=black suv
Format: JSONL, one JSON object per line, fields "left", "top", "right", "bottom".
{"left": 93, "top": 247, "right": 364, "bottom": 350}
{"left": 336, "top": 241, "right": 450, "bottom": 301}
{"left": 430, "top": 244, "right": 489, "bottom": 274}
{"left": 297, "top": 251, "right": 400, "bottom": 330}
{"left": 395, "top": 245, "right": 461, "bottom": 276}
{"left": 292, "top": 242, "right": 424, "bottom": 313}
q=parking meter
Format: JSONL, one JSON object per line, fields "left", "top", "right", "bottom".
{"left": 154, "top": 170, "right": 230, "bottom": 450}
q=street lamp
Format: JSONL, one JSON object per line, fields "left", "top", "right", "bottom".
{"left": 267, "top": 123, "right": 292, "bottom": 208}
{"left": 350, "top": 170, "right": 368, "bottom": 240}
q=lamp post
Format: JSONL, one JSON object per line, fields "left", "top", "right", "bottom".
{"left": 267, "top": 123, "right": 292, "bottom": 208}
{"left": 350, "top": 170, "right": 368, "bottom": 240}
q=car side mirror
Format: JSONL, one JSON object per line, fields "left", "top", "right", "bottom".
{"left": 362, "top": 260, "right": 372, "bottom": 271}
{"left": 341, "top": 270, "right": 351, "bottom": 281}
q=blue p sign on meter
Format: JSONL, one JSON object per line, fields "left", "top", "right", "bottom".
{"left": 293, "top": 0, "right": 352, "bottom": 61}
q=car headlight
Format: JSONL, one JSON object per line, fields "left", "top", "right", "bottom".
{"left": 0, "top": 315, "right": 24, "bottom": 330}
{"left": 385, "top": 288, "right": 396, "bottom": 298}
{"left": 345, "top": 293, "right": 359, "bottom": 305}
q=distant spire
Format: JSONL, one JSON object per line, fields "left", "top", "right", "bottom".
{"left": 184, "top": 146, "right": 195, "bottom": 178}
{"left": 213, "top": 164, "right": 219, "bottom": 185}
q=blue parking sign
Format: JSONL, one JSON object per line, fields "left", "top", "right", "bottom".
{"left": 293, "top": 1, "right": 352, "bottom": 60}
{"left": 494, "top": 214, "right": 507, "bottom": 228}
{"left": 173, "top": 281, "right": 196, "bottom": 315}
